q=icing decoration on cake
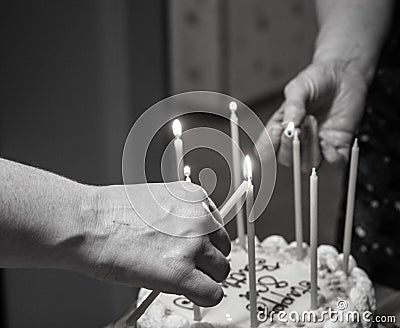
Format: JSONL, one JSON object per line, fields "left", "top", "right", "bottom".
{"left": 137, "top": 236, "right": 375, "bottom": 328}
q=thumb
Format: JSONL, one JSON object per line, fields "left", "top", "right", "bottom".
{"left": 276, "top": 76, "right": 309, "bottom": 167}
{"left": 281, "top": 74, "right": 310, "bottom": 129}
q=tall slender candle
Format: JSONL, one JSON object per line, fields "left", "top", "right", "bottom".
{"left": 310, "top": 168, "right": 318, "bottom": 310}
{"left": 172, "top": 119, "right": 184, "bottom": 180}
{"left": 293, "top": 130, "right": 303, "bottom": 260}
{"left": 342, "top": 139, "right": 360, "bottom": 274}
{"left": 245, "top": 155, "right": 258, "bottom": 328}
{"left": 183, "top": 165, "right": 201, "bottom": 320}
{"left": 229, "top": 101, "right": 246, "bottom": 248}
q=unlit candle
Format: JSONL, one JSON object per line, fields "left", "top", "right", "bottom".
{"left": 310, "top": 168, "right": 318, "bottom": 310}
{"left": 342, "top": 139, "right": 359, "bottom": 274}
{"left": 293, "top": 130, "right": 303, "bottom": 259}
{"left": 230, "top": 101, "right": 246, "bottom": 248}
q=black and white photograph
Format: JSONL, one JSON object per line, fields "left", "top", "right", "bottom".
{"left": 0, "top": 1, "right": 399, "bottom": 327}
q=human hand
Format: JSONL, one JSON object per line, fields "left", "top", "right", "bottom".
{"left": 80, "top": 182, "right": 230, "bottom": 307}
{"left": 257, "top": 60, "right": 368, "bottom": 171}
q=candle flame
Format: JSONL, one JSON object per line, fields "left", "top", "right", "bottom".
{"left": 172, "top": 119, "right": 182, "bottom": 137}
{"left": 184, "top": 165, "right": 191, "bottom": 177}
{"left": 311, "top": 167, "right": 317, "bottom": 176}
{"left": 284, "top": 122, "right": 295, "bottom": 138}
{"left": 229, "top": 101, "right": 237, "bottom": 112}
{"left": 244, "top": 155, "right": 252, "bottom": 181}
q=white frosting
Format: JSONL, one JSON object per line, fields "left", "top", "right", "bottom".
{"left": 137, "top": 236, "right": 375, "bottom": 328}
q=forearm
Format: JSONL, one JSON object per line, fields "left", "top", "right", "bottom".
{"left": 314, "top": 0, "right": 394, "bottom": 81}
{"left": 0, "top": 158, "right": 97, "bottom": 271}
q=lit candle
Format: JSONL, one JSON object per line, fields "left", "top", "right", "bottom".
{"left": 310, "top": 168, "right": 318, "bottom": 310}
{"left": 229, "top": 101, "right": 246, "bottom": 248}
{"left": 184, "top": 165, "right": 191, "bottom": 182}
{"left": 342, "top": 139, "right": 359, "bottom": 274}
{"left": 245, "top": 155, "right": 258, "bottom": 328}
{"left": 172, "top": 119, "right": 184, "bottom": 180}
{"left": 293, "top": 130, "right": 303, "bottom": 259}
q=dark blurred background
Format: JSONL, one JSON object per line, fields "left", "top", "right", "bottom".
{"left": 0, "top": 1, "right": 351, "bottom": 327}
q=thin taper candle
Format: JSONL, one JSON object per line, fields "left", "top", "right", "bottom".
{"left": 183, "top": 165, "right": 200, "bottom": 320}
{"left": 293, "top": 130, "right": 303, "bottom": 259}
{"left": 126, "top": 290, "right": 160, "bottom": 326}
{"left": 310, "top": 168, "right": 318, "bottom": 310}
{"left": 245, "top": 156, "right": 258, "bottom": 328}
{"left": 230, "top": 101, "right": 246, "bottom": 248}
{"left": 173, "top": 119, "right": 184, "bottom": 180}
{"left": 219, "top": 180, "right": 248, "bottom": 220}
{"left": 342, "top": 139, "right": 360, "bottom": 274}
{"left": 193, "top": 305, "right": 201, "bottom": 321}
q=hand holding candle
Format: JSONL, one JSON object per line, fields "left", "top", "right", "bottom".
{"left": 127, "top": 173, "right": 252, "bottom": 326}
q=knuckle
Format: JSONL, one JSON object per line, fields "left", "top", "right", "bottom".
{"left": 174, "top": 264, "right": 195, "bottom": 291}
{"left": 283, "top": 81, "right": 296, "bottom": 96}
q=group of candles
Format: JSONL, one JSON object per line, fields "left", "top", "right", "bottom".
{"left": 170, "top": 103, "right": 258, "bottom": 325}
{"left": 127, "top": 103, "right": 360, "bottom": 327}
{"left": 286, "top": 121, "right": 360, "bottom": 312}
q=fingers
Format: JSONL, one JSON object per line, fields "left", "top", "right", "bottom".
{"left": 300, "top": 115, "right": 322, "bottom": 172}
{"left": 207, "top": 198, "right": 223, "bottom": 225}
{"left": 179, "top": 268, "right": 224, "bottom": 307}
{"left": 196, "top": 242, "right": 230, "bottom": 283}
{"left": 320, "top": 140, "right": 341, "bottom": 163}
{"left": 275, "top": 73, "right": 314, "bottom": 166}
{"left": 319, "top": 129, "right": 353, "bottom": 163}
{"left": 265, "top": 106, "right": 285, "bottom": 150}
{"left": 282, "top": 75, "right": 309, "bottom": 126}
{"left": 319, "top": 129, "right": 353, "bottom": 148}
{"left": 209, "top": 227, "right": 231, "bottom": 256}
{"left": 256, "top": 107, "right": 284, "bottom": 164}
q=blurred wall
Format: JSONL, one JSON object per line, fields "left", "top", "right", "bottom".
{"left": 0, "top": 1, "right": 165, "bottom": 327}
{"left": 169, "top": 0, "right": 317, "bottom": 101}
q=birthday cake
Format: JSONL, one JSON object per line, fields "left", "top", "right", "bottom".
{"left": 136, "top": 235, "right": 375, "bottom": 328}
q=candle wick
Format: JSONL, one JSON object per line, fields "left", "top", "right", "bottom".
{"left": 284, "top": 121, "right": 295, "bottom": 138}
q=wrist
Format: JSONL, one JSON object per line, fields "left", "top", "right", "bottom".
{"left": 60, "top": 184, "right": 107, "bottom": 274}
